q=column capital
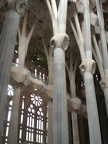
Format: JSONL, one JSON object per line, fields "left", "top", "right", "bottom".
{"left": 79, "top": 59, "right": 96, "bottom": 74}
{"left": 7, "top": 0, "right": 28, "bottom": 13}
{"left": 50, "top": 33, "right": 69, "bottom": 51}
{"left": 99, "top": 76, "right": 108, "bottom": 89}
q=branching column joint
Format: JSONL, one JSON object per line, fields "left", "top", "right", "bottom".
{"left": 50, "top": 33, "right": 69, "bottom": 50}
{"left": 99, "top": 77, "right": 108, "bottom": 89}
{"left": 7, "top": 0, "right": 28, "bottom": 13}
{"left": 79, "top": 59, "right": 96, "bottom": 74}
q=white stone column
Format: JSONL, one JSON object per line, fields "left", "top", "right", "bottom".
{"left": 46, "top": 0, "right": 69, "bottom": 143}
{"left": 66, "top": 46, "right": 80, "bottom": 144}
{"left": 48, "top": 100, "right": 53, "bottom": 144}
{"left": 72, "top": 112, "right": 80, "bottom": 144}
{"left": 0, "top": 9, "right": 20, "bottom": 143}
{"left": 0, "top": 0, "right": 27, "bottom": 142}
{"left": 95, "top": 0, "right": 108, "bottom": 117}
{"left": 8, "top": 83, "right": 22, "bottom": 144}
{"left": 51, "top": 33, "right": 69, "bottom": 144}
{"left": 81, "top": 0, "right": 102, "bottom": 143}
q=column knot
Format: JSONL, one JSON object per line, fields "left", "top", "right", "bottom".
{"left": 99, "top": 76, "right": 108, "bottom": 89}
{"left": 50, "top": 33, "right": 69, "bottom": 50}
{"left": 7, "top": 0, "right": 28, "bottom": 13}
{"left": 79, "top": 59, "right": 96, "bottom": 74}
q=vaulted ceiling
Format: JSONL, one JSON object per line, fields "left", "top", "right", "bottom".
{"left": 0, "top": 0, "right": 108, "bottom": 84}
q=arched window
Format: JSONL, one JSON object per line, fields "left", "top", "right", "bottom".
{"left": 19, "top": 93, "right": 45, "bottom": 144}
{"left": 4, "top": 87, "right": 47, "bottom": 144}
{"left": 26, "top": 104, "right": 35, "bottom": 142}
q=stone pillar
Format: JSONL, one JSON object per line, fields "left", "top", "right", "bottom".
{"left": 68, "top": 112, "right": 72, "bottom": 143}
{"left": 95, "top": 0, "right": 108, "bottom": 117}
{"left": 43, "top": 109, "right": 47, "bottom": 144}
{"left": 81, "top": 0, "right": 102, "bottom": 143}
{"left": 72, "top": 112, "right": 80, "bottom": 144}
{"left": 50, "top": 33, "right": 69, "bottom": 144}
{"left": 0, "top": 9, "right": 20, "bottom": 143}
{"left": 69, "top": 48, "right": 80, "bottom": 144}
{"left": 103, "top": 87, "right": 108, "bottom": 117}
{"left": 0, "top": 0, "right": 27, "bottom": 141}
{"left": 2, "top": 102, "right": 9, "bottom": 143}
{"left": 83, "top": 71, "right": 101, "bottom": 144}
{"left": 95, "top": 0, "right": 108, "bottom": 75}
{"left": 7, "top": 83, "right": 22, "bottom": 144}
{"left": 48, "top": 100, "right": 53, "bottom": 144}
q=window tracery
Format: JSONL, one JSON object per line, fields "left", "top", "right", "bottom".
{"left": 3, "top": 86, "right": 47, "bottom": 144}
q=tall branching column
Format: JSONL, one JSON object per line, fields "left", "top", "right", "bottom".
{"left": 18, "top": 13, "right": 36, "bottom": 67}
{"left": 81, "top": 0, "right": 102, "bottom": 143}
{"left": 95, "top": 0, "right": 108, "bottom": 117}
{"left": 72, "top": 112, "right": 79, "bottom": 144}
{"left": 0, "top": 1, "right": 22, "bottom": 142}
{"left": 66, "top": 48, "right": 80, "bottom": 144}
{"left": 70, "top": 56, "right": 80, "bottom": 144}
{"left": 51, "top": 33, "right": 69, "bottom": 144}
{"left": 8, "top": 83, "right": 22, "bottom": 144}
{"left": 41, "top": 35, "right": 53, "bottom": 84}
{"left": 46, "top": 0, "right": 69, "bottom": 143}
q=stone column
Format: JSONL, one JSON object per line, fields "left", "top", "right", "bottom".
{"left": 7, "top": 83, "right": 22, "bottom": 144}
{"left": 81, "top": 0, "right": 102, "bottom": 143}
{"left": 0, "top": 8, "right": 20, "bottom": 143}
{"left": 95, "top": 0, "right": 108, "bottom": 117}
{"left": 72, "top": 112, "right": 80, "bottom": 144}
{"left": 68, "top": 112, "right": 72, "bottom": 143}
{"left": 0, "top": 0, "right": 27, "bottom": 141}
{"left": 48, "top": 100, "right": 53, "bottom": 144}
{"left": 69, "top": 49, "right": 80, "bottom": 144}
{"left": 2, "top": 102, "right": 9, "bottom": 143}
{"left": 47, "top": 0, "right": 69, "bottom": 143}
{"left": 50, "top": 33, "right": 69, "bottom": 144}
{"left": 43, "top": 109, "right": 47, "bottom": 144}
{"left": 82, "top": 67, "right": 102, "bottom": 144}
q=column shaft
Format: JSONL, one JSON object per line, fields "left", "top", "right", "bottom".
{"left": 0, "top": 10, "right": 20, "bottom": 142}
{"left": 95, "top": 0, "right": 108, "bottom": 117}
{"left": 104, "top": 88, "right": 108, "bottom": 117}
{"left": 48, "top": 100, "right": 53, "bottom": 144}
{"left": 8, "top": 84, "right": 21, "bottom": 144}
{"left": 43, "top": 110, "right": 47, "bottom": 144}
{"left": 82, "top": 0, "right": 102, "bottom": 143}
{"left": 72, "top": 112, "right": 80, "bottom": 144}
{"left": 84, "top": 72, "right": 101, "bottom": 144}
{"left": 53, "top": 48, "right": 69, "bottom": 144}
{"left": 22, "top": 108, "right": 27, "bottom": 142}
{"left": 58, "top": 0, "right": 68, "bottom": 33}
{"left": 95, "top": 0, "right": 108, "bottom": 74}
